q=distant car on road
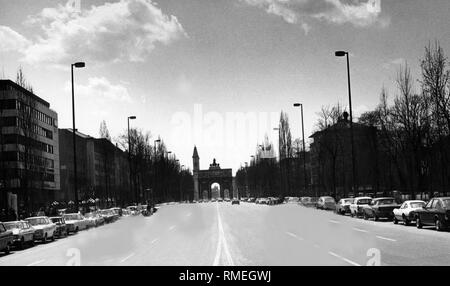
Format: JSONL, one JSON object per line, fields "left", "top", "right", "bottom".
{"left": 218, "top": 198, "right": 224, "bottom": 202}
{"left": 362, "top": 197, "right": 399, "bottom": 221}
{"left": 285, "top": 197, "right": 300, "bottom": 204}
{"left": 248, "top": 197, "right": 256, "bottom": 203}
{"left": 415, "top": 197, "right": 450, "bottom": 231}
{"left": 84, "top": 212, "right": 105, "bottom": 228}
{"left": 63, "top": 213, "right": 89, "bottom": 233}
{"left": 49, "top": 217, "right": 68, "bottom": 238}
{"left": 349, "top": 197, "right": 372, "bottom": 218}
{"left": 393, "top": 200, "right": 426, "bottom": 225}
{"left": 232, "top": 199, "right": 240, "bottom": 205}
{"left": 299, "top": 197, "right": 318, "bottom": 208}
{"left": 126, "top": 206, "right": 139, "bottom": 216}
{"left": 25, "top": 216, "right": 56, "bottom": 243}
{"left": 4, "top": 221, "right": 35, "bottom": 249}
{"left": 0, "top": 222, "right": 14, "bottom": 254}
{"left": 317, "top": 196, "right": 336, "bottom": 210}
{"left": 336, "top": 198, "right": 354, "bottom": 215}
{"left": 99, "top": 209, "right": 116, "bottom": 224}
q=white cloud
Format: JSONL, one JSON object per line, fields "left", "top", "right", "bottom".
{"left": 0, "top": 25, "right": 31, "bottom": 52}
{"left": 240, "top": 0, "right": 389, "bottom": 33}
{"left": 66, "top": 77, "right": 132, "bottom": 103}
{"left": 19, "top": 0, "right": 186, "bottom": 65}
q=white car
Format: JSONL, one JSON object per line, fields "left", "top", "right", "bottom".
{"left": 63, "top": 213, "right": 90, "bottom": 233}
{"left": 393, "top": 200, "right": 426, "bottom": 226}
{"left": 25, "top": 217, "right": 56, "bottom": 243}
{"left": 349, "top": 197, "right": 372, "bottom": 218}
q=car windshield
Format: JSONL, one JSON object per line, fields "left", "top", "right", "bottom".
{"left": 378, "top": 199, "right": 395, "bottom": 205}
{"left": 50, "top": 218, "right": 61, "bottom": 223}
{"left": 64, "top": 214, "right": 80, "bottom": 220}
{"left": 85, "top": 213, "right": 96, "bottom": 218}
{"left": 410, "top": 202, "right": 425, "bottom": 208}
{"left": 442, "top": 199, "right": 450, "bottom": 208}
{"left": 357, "top": 199, "right": 371, "bottom": 205}
{"left": 27, "top": 218, "right": 46, "bottom": 226}
{"left": 324, "top": 198, "right": 335, "bottom": 202}
{"left": 344, "top": 199, "right": 354, "bottom": 204}
{"left": 4, "top": 222, "right": 20, "bottom": 230}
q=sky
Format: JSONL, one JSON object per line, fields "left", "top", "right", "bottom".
{"left": 1, "top": 0, "right": 449, "bottom": 175}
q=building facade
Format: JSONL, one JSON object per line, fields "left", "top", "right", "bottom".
{"left": 58, "top": 129, "right": 129, "bottom": 207}
{"left": 0, "top": 80, "right": 60, "bottom": 214}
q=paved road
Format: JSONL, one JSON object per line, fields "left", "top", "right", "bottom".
{"left": 1, "top": 202, "right": 449, "bottom": 266}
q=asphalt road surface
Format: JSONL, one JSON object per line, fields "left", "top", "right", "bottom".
{"left": 1, "top": 202, "right": 449, "bottom": 266}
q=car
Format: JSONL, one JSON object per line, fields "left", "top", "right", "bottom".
{"left": 3, "top": 221, "right": 36, "bottom": 249}
{"left": 336, "top": 198, "right": 355, "bottom": 215}
{"left": 49, "top": 217, "right": 68, "bottom": 238}
{"left": 84, "top": 212, "right": 105, "bottom": 228}
{"left": 299, "top": 197, "right": 318, "bottom": 208}
{"left": 317, "top": 196, "right": 336, "bottom": 210}
{"left": 224, "top": 198, "right": 231, "bottom": 202}
{"left": 218, "top": 198, "right": 224, "bottom": 202}
{"left": 99, "top": 209, "right": 116, "bottom": 224}
{"left": 110, "top": 208, "right": 123, "bottom": 217}
{"left": 211, "top": 198, "right": 217, "bottom": 202}
{"left": 25, "top": 216, "right": 57, "bottom": 243}
{"left": 63, "top": 213, "right": 89, "bottom": 233}
{"left": 415, "top": 197, "right": 450, "bottom": 231}
{"left": 0, "top": 222, "right": 14, "bottom": 254}
{"left": 232, "top": 199, "right": 240, "bottom": 205}
{"left": 349, "top": 197, "right": 372, "bottom": 218}
{"left": 285, "top": 197, "right": 300, "bottom": 204}
{"left": 248, "top": 197, "right": 256, "bottom": 203}
{"left": 362, "top": 197, "right": 400, "bottom": 221}
{"left": 126, "top": 206, "right": 139, "bottom": 216}
{"left": 393, "top": 200, "right": 426, "bottom": 225}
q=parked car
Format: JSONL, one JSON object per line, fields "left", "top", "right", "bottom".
{"left": 4, "top": 221, "right": 35, "bottom": 249}
{"left": 248, "top": 197, "right": 256, "bottom": 203}
{"left": 415, "top": 197, "right": 450, "bottom": 231}
{"left": 0, "top": 222, "right": 14, "bottom": 254}
{"left": 121, "top": 209, "right": 131, "bottom": 216}
{"left": 110, "top": 208, "right": 123, "bottom": 217}
{"left": 336, "top": 198, "right": 355, "bottom": 215}
{"left": 63, "top": 213, "right": 89, "bottom": 233}
{"left": 285, "top": 197, "right": 300, "bottom": 204}
{"left": 349, "top": 197, "right": 372, "bottom": 218}
{"left": 49, "top": 217, "right": 68, "bottom": 238}
{"left": 393, "top": 200, "right": 426, "bottom": 225}
{"left": 126, "top": 206, "right": 139, "bottom": 216}
{"left": 232, "top": 199, "right": 240, "bottom": 205}
{"left": 218, "top": 198, "right": 224, "bottom": 202}
{"left": 99, "top": 209, "right": 116, "bottom": 224}
{"left": 317, "top": 196, "right": 336, "bottom": 210}
{"left": 25, "top": 216, "right": 56, "bottom": 243}
{"left": 299, "top": 197, "right": 318, "bottom": 208}
{"left": 362, "top": 197, "right": 399, "bottom": 221}
{"left": 84, "top": 212, "right": 105, "bottom": 228}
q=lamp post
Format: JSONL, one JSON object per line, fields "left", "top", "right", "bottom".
{"left": 180, "top": 164, "right": 185, "bottom": 202}
{"left": 71, "top": 62, "right": 85, "bottom": 213}
{"left": 153, "top": 139, "right": 161, "bottom": 204}
{"left": 128, "top": 116, "right": 136, "bottom": 204}
{"left": 293, "top": 103, "right": 308, "bottom": 197}
{"left": 335, "top": 50, "right": 357, "bottom": 197}
{"left": 273, "top": 127, "right": 283, "bottom": 196}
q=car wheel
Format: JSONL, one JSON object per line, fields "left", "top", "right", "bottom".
{"left": 416, "top": 217, "right": 423, "bottom": 229}
{"left": 393, "top": 217, "right": 398, "bottom": 224}
{"left": 435, "top": 219, "right": 443, "bottom": 232}
{"left": 364, "top": 213, "right": 369, "bottom": 220}
{"left": 4, "top": 244, "right": 10, "bottom": 255}
{"left": 75, "top": 227, "right": 79, "bottom": 233}
{"left": 51, "top": 233, "right": 55, "bottom": 241}
{"left": 19, "top": 237, "right": 25, "bottom": 250}
{"left": 30, "top": 239, "right": 35, "bottom": 247}
{"left": 43, "top": 234, "right": 48, "bottom": 243}
{"left": 374, "top": 215, "right": 379, "bottom": 222}
{"left": 403, "top": 216, "right": 410, "bottom": 226}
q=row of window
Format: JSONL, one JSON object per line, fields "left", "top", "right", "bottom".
{"left": 1, "top": 168, "right": 55, "bottom": 183}
{"left": 0, "top": 99, "right": 57, "bottom": 127}
{"left": 0, "top": 116, "right": 54, "bottom": 139}
{"left": 1, "top": 151, "right": 55, "bottom": 169}
{"left": 1, "top": 134, "right": 55, "bottom": 154}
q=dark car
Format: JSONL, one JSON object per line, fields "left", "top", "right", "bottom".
{"left": 4, "top": 221, "right": 35, "bottom": 249}
{"left": 362, "top": 197, "right": 399, "bottom": 221}
{"left": 49, "top": 217, "right": 68, "bottom": 238}
{"left": 0, "top": 222, "right": 14, "bottom": 254}
{"left": 232, "top": 199, "right": 240, "bottom": 205}
{"left": 415, "top": 197, "right": 450, "bottom": 231}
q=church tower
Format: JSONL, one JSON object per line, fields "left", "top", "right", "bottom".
{"left": 193, "top": 146, "right": 200, "bottom": 201}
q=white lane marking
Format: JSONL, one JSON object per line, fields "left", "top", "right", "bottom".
{"left": 328, "top": 252, "right": 361, "bottom": 266}
{"left": 285, "top": 232, "right": 304, "bottom": 241}
{"left": 169, "top": 225, "right": 176, "bottom": 231}
{"left": 329, "top": 220, "right": 341, "bottom": 224}
{"left": 120, "top": 253, "right": 135, "bottom": 263}
{"left": 27, "top": 260, "right": 45, "bottom": 266}
{"left": 151, "top": 238, "right": 159, "bottom": 244}
{"left": 376, "top": 235, "right": 397, "bottom": 242}
{"left": 213, "top": 203, "right": 235, "bottom": 266}
{"left": 353, "top": 227, "right": 368, "bottom": 233}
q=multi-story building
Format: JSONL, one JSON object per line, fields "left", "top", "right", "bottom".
{"left": 58, "top": 129, "right": 129, "bottom": 207}
{"left": 0, "top": 80, "right": 60, "bottom": 214}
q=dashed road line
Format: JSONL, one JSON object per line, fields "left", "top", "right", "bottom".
{"left": 285, "top": 232, "right": 304, "bottom": 241}
{"left": 376, "top": 235, "right": 396, "bottom": 242}
{"left": 120, "top": 253, "right": 135, "bottom": 263}
{"left": 151, "top": 238, "right": 159, "bottom": 244}
{"left": 213, "top": 202, "right": 235, "bottom": 266}
{"left": 169, "top": 225, "right": 176, "bottom": 231}
{"left": 328, "top": 252, "right": 361, "bottom": 266}
{"left": 27, "top": 260, "right": 45, "bottom": 266}
{"left": 329, "top": 220, "right": 341, "bottom": 224}
{"left": 353, "top": 227, "right": 368, "bottom": 233}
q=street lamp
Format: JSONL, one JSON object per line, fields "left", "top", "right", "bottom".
{"left": 293, "top": 103, "right": 308, "bottom": 197}
{"left": 335, "top": 50, "right": 357, "bottom": 197}
{"left": 71, "top": 62, "right": 85, "bottom": 213}
{"left": 128, "top": 116, "right": 137, "bottom": 204}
